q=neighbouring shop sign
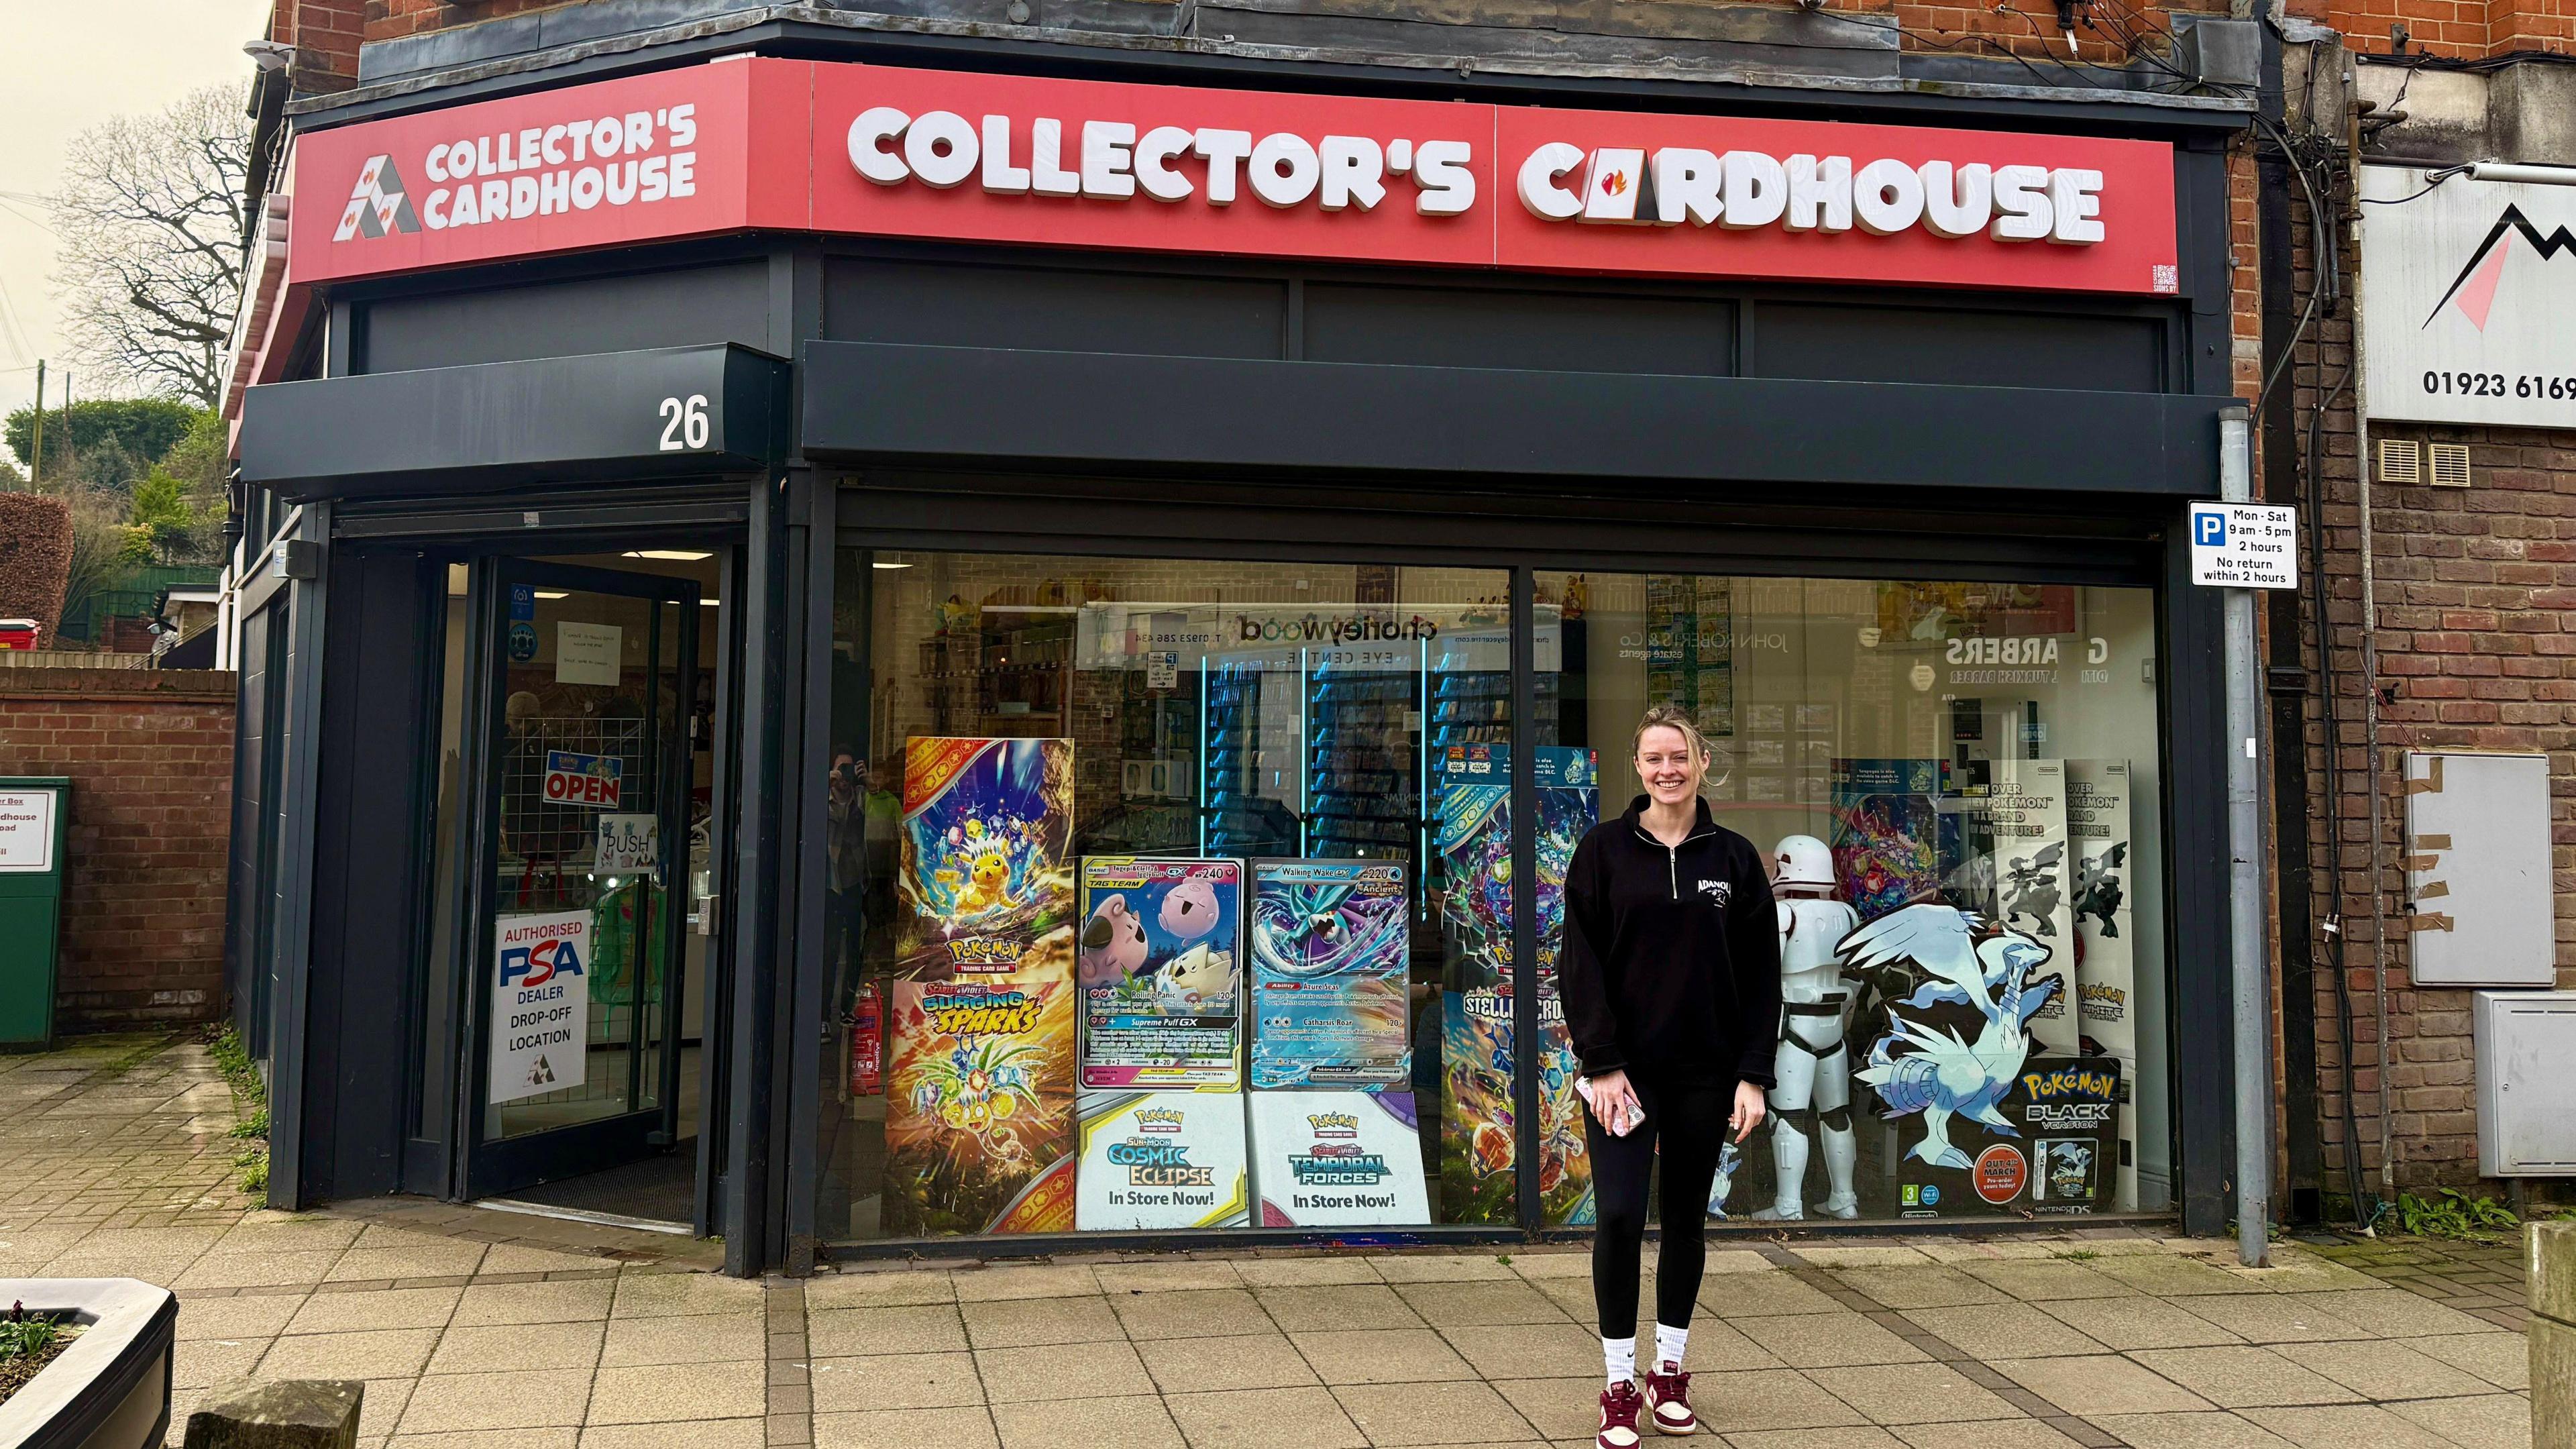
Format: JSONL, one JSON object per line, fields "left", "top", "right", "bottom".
{"left": 290, "top": 58, "right": 2178, "bottom": 297}
{"left": 2361, "top": 168, "right": 2576, "bottom": 427}
{"left": 490, "top": 909, "right": 590, "bottom": 1104}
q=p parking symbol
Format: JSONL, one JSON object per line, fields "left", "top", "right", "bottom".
{"left": 2194, "top": 512, "right": 2229, "bottom": 547}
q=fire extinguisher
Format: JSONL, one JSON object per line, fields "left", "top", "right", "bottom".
{"left": 849, "top": 980, "right": 884, "bottom": 1097}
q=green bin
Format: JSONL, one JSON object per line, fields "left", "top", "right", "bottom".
{"left": 0, "top": 777, "right": 72, "bottom": 1050}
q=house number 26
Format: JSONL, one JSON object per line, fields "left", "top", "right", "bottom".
{"left": 657, "top": 394, "right": 710, "bottom": 451}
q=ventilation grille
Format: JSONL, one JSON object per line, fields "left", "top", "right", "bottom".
{"left": 2378, "top": 438, "right": 2422, "bottom": 485}
{"left": 2430, "top": 442, "right": 2473, "bottom": 489}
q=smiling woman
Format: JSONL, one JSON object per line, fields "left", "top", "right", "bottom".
{"left": 1538, "top": 570, "right": 2169, "bottom": 1228}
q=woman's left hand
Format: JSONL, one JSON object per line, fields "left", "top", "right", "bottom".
{"left": 1729, "top": 1081, "right": 1768, "bottom": 1144}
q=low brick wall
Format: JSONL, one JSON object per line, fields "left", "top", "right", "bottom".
{"left": 0, "top": 666, "right": 235, "bottom": 1030}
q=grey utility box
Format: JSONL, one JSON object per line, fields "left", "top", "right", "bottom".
{"left": 2403, "top": 751, "right": 2556, "bottom": 987}
{"left": 2475, "top": 991, "right": 2576, "bottom": 1177}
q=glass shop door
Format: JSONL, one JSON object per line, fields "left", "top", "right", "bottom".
{"left": 462, "top": 559, "right": 697, "bottom": 1199}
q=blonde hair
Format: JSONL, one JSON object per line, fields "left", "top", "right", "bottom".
{"left": 1631, "top": 704, "right": 1710, "bottom": 763}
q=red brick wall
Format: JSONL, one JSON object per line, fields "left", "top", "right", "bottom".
{"left": 2274, "top": 140, "right": 2576, "bottom": 1197}
{"left": 0, "top": 667, "right": 236, "bottom": 1030}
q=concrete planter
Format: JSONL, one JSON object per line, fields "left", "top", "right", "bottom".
{"left": 0, "top": 1279, "right": 178, "bottom": 1449}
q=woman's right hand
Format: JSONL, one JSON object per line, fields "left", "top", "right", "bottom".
{"left": 1581, "top": 1069, "right": 1642, "bottom": 1136}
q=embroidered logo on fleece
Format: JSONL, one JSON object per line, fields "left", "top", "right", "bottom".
{"left": 1697, "top": 879, "right": 1732, "bottom": 908}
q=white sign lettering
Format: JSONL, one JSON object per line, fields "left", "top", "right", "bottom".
{"left": 1514, "top": 146, "right": 2105, "bottom": 246}
{"left": 849, "top": 108, "right": 1477, "bottom": 217}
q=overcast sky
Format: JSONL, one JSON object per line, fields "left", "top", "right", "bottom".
{"left": 0, "top": 0, "right": 272, "bottom": 466}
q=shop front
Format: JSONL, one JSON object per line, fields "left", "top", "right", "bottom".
{"left": 229, "top": 38, "right": 2245, "bottom": 1273}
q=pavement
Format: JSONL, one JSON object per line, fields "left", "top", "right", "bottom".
{"left": 0, "top": 1034, "right": 2539, "bottom": 1449}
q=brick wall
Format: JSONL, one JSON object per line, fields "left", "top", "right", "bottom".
{"left": 2271, "top": 121, "right": 2576, "bottom": 1198}
{"left": 0, "top": 667, "right": 236, "bottom": 1030}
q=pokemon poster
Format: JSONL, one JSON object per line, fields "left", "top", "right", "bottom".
{"left": 1827, "top": 759, "right": 1945, "bottom": 924}
{"left": 1888, "top": 1057, "right": 2121, "bottom": 1219}
{"left": 2065, "top": 758, "right": 2138, "bottom": 1210}
{"left": 1077, "top": 858, "right": 1243, "bottom": 1090}
{"left": 896, "top": 737, "right": 1076, "bottom": 982}
{"left": 1434, "top": 745, "right": 1598, "bottom": 989}
{"left": 881, "top": 977, "right": 1078, "bottom": 1236}
{"left": 1247, "top": 1089, "right": 1432, "bottom": 1226}
{"left": 1248, "top": 860, "right": 1412, "bottom": 1091}
{"left": 1073, "top": 1090, "right": 1250, "bottom": 1230}
{"left": 1979, "top": 760, "right": 2076, "bottom": 1054}
{"left": 1436, "top": 987, "right": 1595, "bottom": 1226}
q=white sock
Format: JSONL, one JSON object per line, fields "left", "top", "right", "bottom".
{"left": 1654, "top": 1322, "right": 1688, "bottom": 1371}
{"left": 1603, "top": 1335, "right": 1636, "bottom": 1387}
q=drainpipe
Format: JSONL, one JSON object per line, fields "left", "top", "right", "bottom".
{"left": 2221, "top": 404, "right": 2273, "bottom": 1267}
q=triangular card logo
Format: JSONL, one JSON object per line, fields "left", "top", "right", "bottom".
{"left": 334, "top": 154, "right": 423, "bottom": 241}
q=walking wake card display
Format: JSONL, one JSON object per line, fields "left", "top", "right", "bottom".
{"left": 1076, "top": 858, "right": 1242, "bottom": 1091}
{"left": 881, "top": 975, "right": 1079, "bottom": 1234}
{"left": 894, "top": 737, "right": 1077, "bottom": 981}
{"left": 1248, "top": 861, "right": 1411, "bottom": 1091}
{"left": 1247, "top": 1089, "right": 1432, "bottom": 1226}
{"left": 1073, "top": 1090, "right": 1250, "bottom": 1230}
{"left": 883, "top": 736, "right": 1079, "bottom": 1235}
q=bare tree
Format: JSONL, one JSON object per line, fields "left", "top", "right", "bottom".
{"left": 50, "top": 84, "right": 252, "bottom": 409}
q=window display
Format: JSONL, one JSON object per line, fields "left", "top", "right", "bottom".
{"left": 822, "top": 553, "right": 1515, "bottom": 1240}
{"left": 1536, "top": 572, "right": 2169, "bottom": 1223}
{"left": 817, "top": 553, "right": 2169, "bottom": 1246}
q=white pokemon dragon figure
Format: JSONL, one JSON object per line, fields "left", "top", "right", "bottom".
{"left": 1846, "top": 903, "right": 2060, "bottom": 1170}
{"left": 1754, "top": 835, "right": 1860, "bottom": 1221}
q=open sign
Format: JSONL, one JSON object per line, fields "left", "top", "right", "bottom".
{"left": 542, "top": 750, "right": 623, "bottom": 809}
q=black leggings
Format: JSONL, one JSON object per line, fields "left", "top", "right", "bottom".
{"left": 1587, "top": 1073, "right": 1734, "bottom": 1339}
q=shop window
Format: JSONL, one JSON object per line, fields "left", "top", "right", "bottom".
{"left": 820, "top": 551, "right": 1561, "bottom": 1240}
{"left": 1536, "top": 572, "right": 2169, "bottom": 1222}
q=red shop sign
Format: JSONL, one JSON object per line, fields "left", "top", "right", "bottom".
{"left": 290, "top": 57, "right": 2178, "bottom": 295}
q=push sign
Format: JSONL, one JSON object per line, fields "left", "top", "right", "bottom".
{"left": 2187, "top": 502, "right": 2297, "bottom": 590}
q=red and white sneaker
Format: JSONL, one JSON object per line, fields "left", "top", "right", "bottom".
{"left": 1643, "top": 1362, "right": 1697, "bottom": 1435}
{"left": 1597, "top": 1381, "right": 1645, "bottom": 1449}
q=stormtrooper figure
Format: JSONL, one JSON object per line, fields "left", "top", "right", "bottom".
{"left": 1755, "top": 835, "right": 1862, "bottom": 1220}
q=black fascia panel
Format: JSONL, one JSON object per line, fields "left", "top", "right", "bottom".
{"left": 239, "top": 343, "right": 789, "bottom": 503}
{"left": 800, "top": 341, "right": 2225, "bottom": 496}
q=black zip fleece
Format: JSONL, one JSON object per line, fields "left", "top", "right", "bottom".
{"left": 1560, "top": 795, "right": 1782, "bottom": 1089}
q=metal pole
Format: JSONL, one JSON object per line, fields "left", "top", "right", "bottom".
{"left": 27, "top": 360, "right": 42, "bottom": 487}
{"left": 2220, "top": 404, "right": 2272, "bottom": 1267}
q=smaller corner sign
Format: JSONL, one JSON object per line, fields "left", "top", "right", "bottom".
{"left": 2188, "top": 502, "right": 2298, "bottom": 589}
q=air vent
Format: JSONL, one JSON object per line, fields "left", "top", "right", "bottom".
{"left": 2377, "top": 437, "right": 2422, "bottom": 485}
{"left": 2430, "top": 442, "right": 2473, "bottom": 489}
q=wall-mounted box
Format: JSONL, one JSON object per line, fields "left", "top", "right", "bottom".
{"left": 2404, "top": 752, "right": 2555, "bottom": 987}
{"left": 2475, "top": 991, "right": 2576, "bottom": 1176}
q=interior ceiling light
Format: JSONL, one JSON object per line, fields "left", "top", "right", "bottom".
{"left": 624, "top": 549, "right": 714, "bottom": 561}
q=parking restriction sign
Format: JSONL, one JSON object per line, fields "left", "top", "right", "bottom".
{"left": 2187, "top": 502, "right": 2298, "bottom": 590}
